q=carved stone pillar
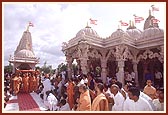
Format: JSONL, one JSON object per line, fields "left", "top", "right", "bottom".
{"left": 66, "top": 56, "right": 73, "bottom": 78}
{"left": 13, "top": 63, "right": 15, "bottom": 73}
{"left": 101, "top": 59, "right": 107, "bottom": 83}
{"left": 160, "top": 45, "right": 164, "bottom": 70}
{"left": 117, "top": 59, "right": 125, "bottom": 85}
{"left": 77, "top": 41, "right": 89, "bottom": 75}
{"left": 160, "top": 46, "right": 164, "bottom": 87}
{"left": 76, "top": 59, "right": 81, "bottom": 75}
{"left": 133, "top": 60, "right": 138, "bottom": 86}
{"left": 80, "top": 58, "right": 88, "bottom": 75}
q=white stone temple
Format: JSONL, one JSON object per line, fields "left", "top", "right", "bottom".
{"left": 62, "top": 10, "right": 164, "bottom": 88}
{"left": 9, "top": 27, "right": 39, "bottom": 73}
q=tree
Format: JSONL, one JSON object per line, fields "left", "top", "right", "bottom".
{"left": 57, "top": 63, "right": 67, "bottom": 74}
{"left": 35, "top": 66, "right": 41, "bottom": 71}
{"left": 4, "top": 63, "right": 13, "bottom": 74}
{"left": 41, "top": 61, "right": 53, "bottom": 74}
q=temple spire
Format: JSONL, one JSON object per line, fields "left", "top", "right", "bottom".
{"left": 118, "top": 24, "right": 121, "bottom": 30}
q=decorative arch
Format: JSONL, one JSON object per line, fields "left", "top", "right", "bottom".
{"left": 106, "top": 49, "right": 115, "bottom": 61}
{"left": 122, "top": 46, "right": 134, "bottom": 60}
{"left": 137, "top": 49, "right": 162, "bottom": 63}
{"left": 88, "top": 49, "right": 101, "bottom": 59}
{"left": 114, "top": 45, "right": 134, "bottom": 60}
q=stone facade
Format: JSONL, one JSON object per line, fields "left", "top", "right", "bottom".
{"left": 62, "top": 12, "right": 164, "bottom": 87}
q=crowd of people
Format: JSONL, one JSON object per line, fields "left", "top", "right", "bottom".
{"left": 4, "top": 70, "right": 164, "bottom": 111}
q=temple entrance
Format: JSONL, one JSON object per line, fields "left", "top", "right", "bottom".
{"left": 138, "top": 58, "right": 163, "bottom": 89}
{"left": 88, "top": 57, "right": 101, "bottom": 78}
{"left": 17, "top": 63, "right": 31, "bottom": 70}
{"left": 107, "top": 53, "right": 117, "bottom": 78}
{"left": 107, "top": 60, "right": 117, "bottom": 78}
{"left": 124, "top": 59, "right": 133, "bottom": 73}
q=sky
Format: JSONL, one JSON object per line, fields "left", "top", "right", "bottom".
{"left": 2, "top": 2, "right": 166, "bottom": 69}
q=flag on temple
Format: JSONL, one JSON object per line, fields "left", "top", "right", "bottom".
{"left": 29, "top": 22, "right": 34, "bottom": 27}
{"left": 133, "top": 14, "right": 144, "bottom": 23}
{"left": 90, "top": 18, "right": 97, "bottom": 25}
{"left": 119, "top": 20, "right": 128, "bottom": 26}
{"left": 152, "top": 18, "right": 160, "bottom": 23}
{"left": 151, "top": 5, "right": 159, "bottom": 11}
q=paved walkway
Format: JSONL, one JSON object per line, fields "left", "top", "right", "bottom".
{"left": 4, "top": 92, "right": 48, "bottom": 111}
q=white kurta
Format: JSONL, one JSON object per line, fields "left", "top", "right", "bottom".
{"left": 44, "top": 93, "right": 58, "bottom": 111}
{"left": 59, "top": 103, "right": 71, "bottom": 111}
{"left": 112, "top": 91, "right": 125, "bottom": 111}
{"left": 121, "top": 88, "right": 128, "bottom": 99}
{"left": 123, "top": 96, "right": 153, "bottom": 111}
{"left": 152, "top": 99, "right": 164, "bottom": 111}
{"left": 140, "top": 91, "right": 156, "bottom": 110}
{"left": 42, "top": 79, "right": 52, "bottom": 101}
{"left": 123, "top": 97, "right": 134, "bottom": 111}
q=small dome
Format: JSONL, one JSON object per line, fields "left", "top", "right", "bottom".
{"left": 76, "top": 26, "right": 99, "bottom": 37}
{"left": 111, "top": 29, "right": 129, "bottom": 38}
{"left": 141, "top": 27, "right": 164, "bottom": 38}
{"left": 15, "top": 49, "right": 35, "bottom": 58}
{"left": 126, "top": 29, "right": 142, "bottom": 40}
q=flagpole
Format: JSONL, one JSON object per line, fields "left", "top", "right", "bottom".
{"left": 118, "top": 24, "right": 120, "bottom": 30}
{"left": 151, "top": 5, "right": 154, "bottom": 16}
{"left": 26, "top": 23, "right": 30, "bottom": 32}
{"left": 133, "top": 14, "right": 136, "bottom": 27}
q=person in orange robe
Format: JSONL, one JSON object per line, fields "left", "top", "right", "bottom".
{"left": 12, "top": 75, "right": 18, "bottom": 95}
{"left": 67, "top": 78, "right": 75, "bottom": 110}
{"left": 91, "top": 83, "right": 109, "bottom": 111}
{"left": 35, "top": 74, "right": 40, "bottom": 92}
{"left": 28, "top": 73, "right": 33, "bottom": 92}
{"left": 22, "top": 73, "right": 29, "bottom": 93}
{"left": 13, "top": 74, "right": 22, "bottom": 95}
{"left": 32, "top": 73, "right": 37, "bottom": 92}
{"left": 76, "top": 84, "right": 91, "bottom": 111}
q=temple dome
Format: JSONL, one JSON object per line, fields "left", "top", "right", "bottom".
{"left": 76, "top": 26, "right": 99, "bottom": 37}
{"left": 111, "top": 29, "right": 129, "bottom": 38}
{"left": 15, "top": 49, "right": 35, "bottom": 58}
{"left": 126, "top": 28, "right": 142, "bottom": 40}
{"left": 140, "top": 27, "right": 164, "bottom": 38}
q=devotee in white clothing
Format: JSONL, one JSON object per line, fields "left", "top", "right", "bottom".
{"left": 152, "top": 88, "right": 164, "bottom": 111}
{"left": 44, "top": 90, "right": 58, "bottom": 111}
{"left": 127, "top": 86, "right": 153, "bottom": 111}
{"left": 110, "top": 84, "right": 124, "bottom": 111}
{"left": 41, "top": 74, "right": 52, "bottom": 102}
{"left": 58, "top": 99, "right": 71, "bottom": 111}
{"left": 140, "top": 91, "right": 156, "bottom": 110}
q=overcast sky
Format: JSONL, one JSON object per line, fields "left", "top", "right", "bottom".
{"left": 2, "top": 2, "right": 165, "bottom": 69}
